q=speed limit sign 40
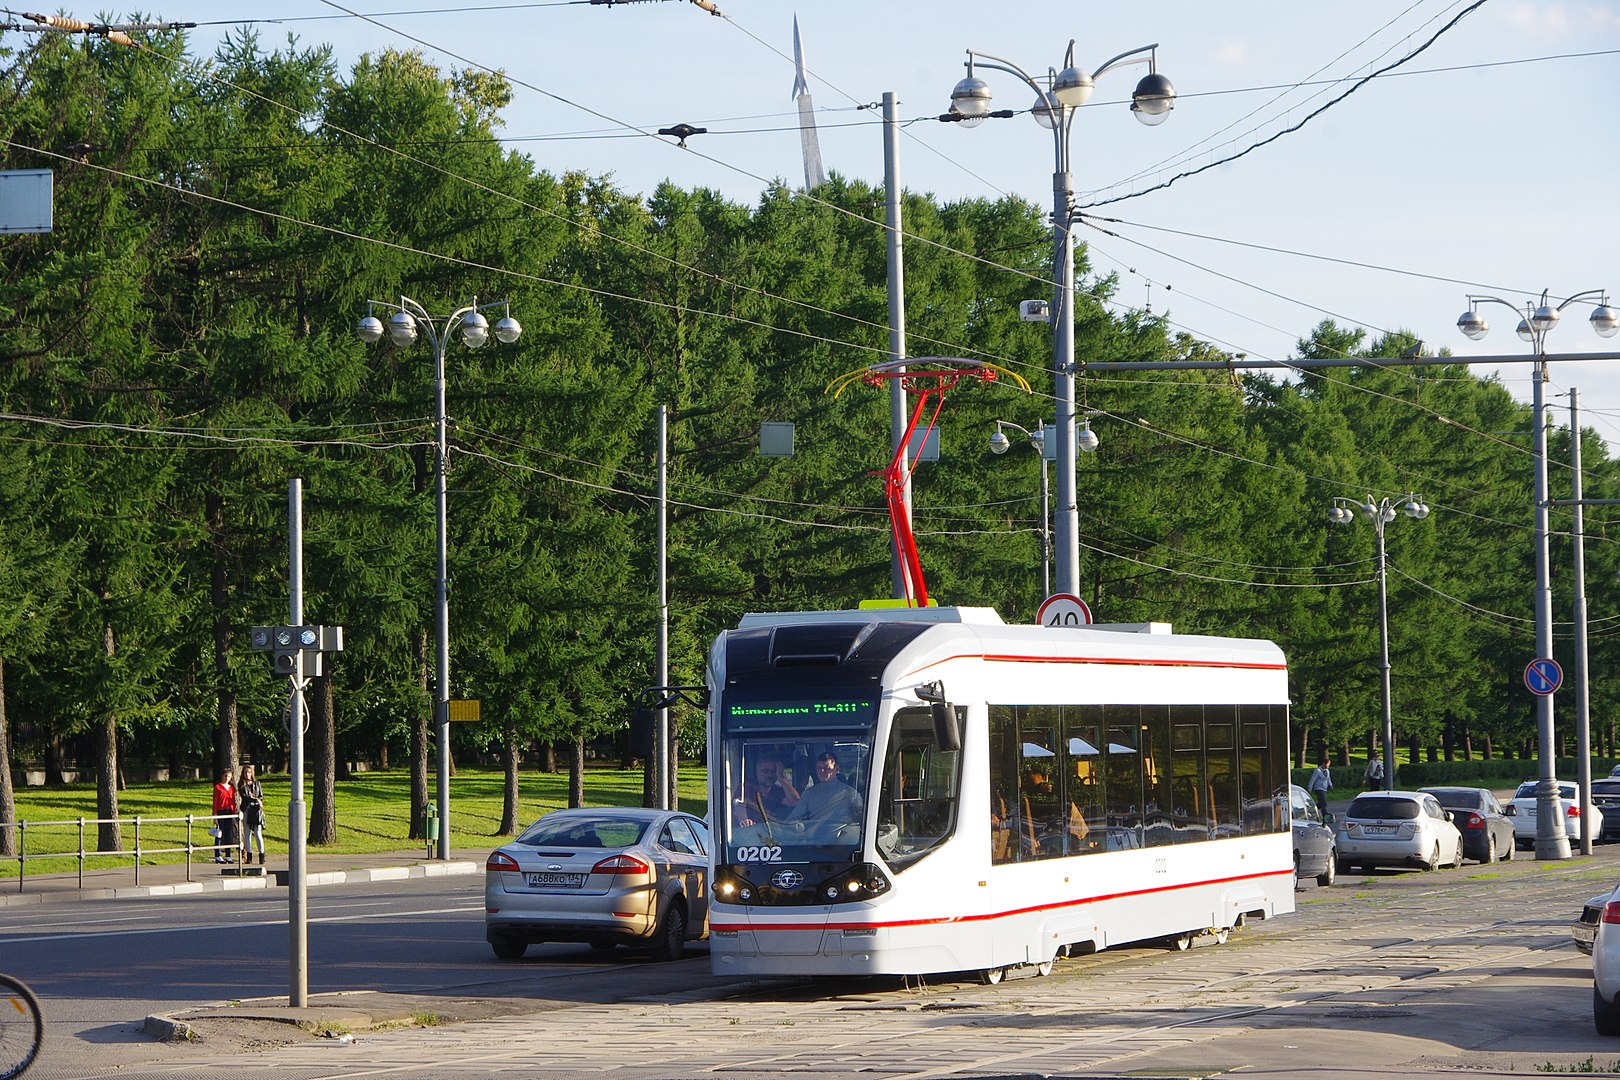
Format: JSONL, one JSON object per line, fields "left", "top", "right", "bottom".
{"left": 1037, "top": 593, "right": 1093, "bottom": 627}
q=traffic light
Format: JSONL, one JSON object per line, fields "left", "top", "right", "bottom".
{"left": 249, "top": 624, "right": 343, "bottom": 678}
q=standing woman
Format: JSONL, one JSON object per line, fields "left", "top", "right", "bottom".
{"left": 238, "top": 764, "right": 266, "bottom": 866}
{"left": 212, "top": 769, "right": 239, "bottom": 863}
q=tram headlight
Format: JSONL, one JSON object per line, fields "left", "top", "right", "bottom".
{"left": 825, "top": 885, "right": 841, "bottom": 900}
{"left": 739, "top": 887, "right": 753, "bottom": 901}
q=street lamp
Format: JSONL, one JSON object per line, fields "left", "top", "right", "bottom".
{"left": 1329, "top": 493, "right": 1429, "bottom": 792}
{"left": 356, "top": 296, "right": 521, "bottom": 859}
{"left": 947, "top": 40, "right": 1172, "bottom": 599}
{"left": 1456, "top": 289, "right": 1615, "bottom": 860}
{"left": 991, "top": 418, "right": 1099, "bottom": 599}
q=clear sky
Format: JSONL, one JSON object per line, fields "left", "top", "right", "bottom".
{"left": 73, "top": 1, "right": 1620, "bottom": 443}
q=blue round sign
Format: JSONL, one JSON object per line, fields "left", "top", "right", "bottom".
{"left": 1524, "top": 657, "right": 1563, "bottom": 696}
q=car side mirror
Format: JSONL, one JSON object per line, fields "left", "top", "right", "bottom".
{"left": 1323, "top": 812, "right": 1336, "bottom": 826}
{"left": 1444, "top": 810, "right": 1454, "bottom": 822}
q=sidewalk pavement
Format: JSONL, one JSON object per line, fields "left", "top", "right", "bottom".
{"left": 0, "top": 844, "right": 485, "bottom": 906}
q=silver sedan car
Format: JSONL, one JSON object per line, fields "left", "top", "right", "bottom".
{"left": 485, "top": 807, "right": 711, "bottom": 961}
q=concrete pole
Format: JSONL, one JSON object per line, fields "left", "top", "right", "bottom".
{"left": 1532, "top": 355, "right": 1571, "bottom": 860}
{"left": 656, "top": 404, "right": 670, "bottom": 810}
{"left": 287, "top": 480, "right": 308, "bottom": 1006}
{"left": 1374, "top": 515, "right": 1395, "bottom": 792}
{"left": 1052, "top": 137, "right": 1080, "bottom": 598}
{"left": 1570, "top": 388, "right": 1593, "bottom": 854}
{"left": 433, "top": 330, "right": 451, "bottom": 860}
{"left": 882, "top": 91, "right": 911, "bottom": 600}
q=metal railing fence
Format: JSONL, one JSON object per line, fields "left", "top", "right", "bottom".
{"left": 0, "top": 813, "right": 244, "bottom": 891}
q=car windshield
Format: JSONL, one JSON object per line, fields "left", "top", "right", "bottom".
{"left": 515, "top": 814, "right": 648, "bottom": 849}
{"left": 1347, "top": 796, "right": 1420, "bottom": 820}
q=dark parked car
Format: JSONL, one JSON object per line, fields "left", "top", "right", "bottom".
{"left": 1420, "top": 786, "right": 1515, "bottom": 864}
{"left": 1592, "top": 779, "right": 1620, "bottom": 842}
{"left": 1288, "top": 784, "right": 1336, "bottom": 886}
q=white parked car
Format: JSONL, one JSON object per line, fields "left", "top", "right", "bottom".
{"left": 1504, "top": 779, "right": 1600, "bottom": 849}
{"left": 1335, "top": 790, "right": 1463, "bottom": 873}
{"left": 1591, "top": 882, "right": 1620, "bottom": 1034}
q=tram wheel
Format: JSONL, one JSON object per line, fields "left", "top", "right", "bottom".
{"left": 1212, "top": 927, "right": 1230, "bottom": 946}
{"left": 979, "top": 967, "right": 1005, "bottom": 985}
{"left": 1036, "top": 959, "right": 1053, "bottom": 977}
{"left": 1170, "top": 932, "right": 1192, "bottom": 952}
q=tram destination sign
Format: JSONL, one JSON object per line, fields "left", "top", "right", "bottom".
{"left": 724, "top": 698, "right": 877, "bottom": 729}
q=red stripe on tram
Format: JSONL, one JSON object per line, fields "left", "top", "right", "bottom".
{"left": 711, "top": 866, "right": 1294, "bottom": 934}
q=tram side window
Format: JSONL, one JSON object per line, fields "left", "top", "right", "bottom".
{"left": 1170, "top": 710, "right": 1208, "bottom": 843}
{"left": 1205, "top": 710, "right": 1241, "bottom": 836}
{"left": 1142, "top": 708, "right": 1174, "bottom": 848}
{"left": 989, "top": 706, "right": 1019, "bottom": 864}
{"left": 875, "top": 707, "right": 962, "bottom": 870}
{"left": 1240, "top": 707, "right": 1279, "bottom": 835}
{"left": 1065, "top": 710, "right": 1104, "bottom": 855}
{"left": 1102, "top": 705, "right": 1143, "bottom": 848}
{"left": 1019, "top": 708, "right": 1062, "bottom": 860}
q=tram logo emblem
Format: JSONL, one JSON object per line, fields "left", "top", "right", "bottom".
{"left": 771, "top": 869, "right": 804, "bottom": 889}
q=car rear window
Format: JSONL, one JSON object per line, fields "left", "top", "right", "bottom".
{"left": 516, "top": 816, "right": 649, "bottom": 848}
{"left": 1347, "top": 796, "right": 1421, "bottom": 820}
{"left": 1425, "top": 789, "right": 1481, "bottom": 809}
{"left": 1514, "top": 781, "right": 1577, "bottom": 799}
{"left": 1593, "top": 781, "right": 1620, "bottom": 795}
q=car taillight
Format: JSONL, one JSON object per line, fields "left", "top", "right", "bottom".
{"left": 592, "top": 854, "right": 650, "bottom": 875}
{"left": 1464, "top": 812, "right": 1484, "bottom": 828}
{"left": 486, "top": 851, "right": 521, "bottom": 873}
{"left": 1569, "top": 805, "right": 1582, "bottom": 817}
{"left": 1604, "top": 900, "right": 1620, "bottom": 925}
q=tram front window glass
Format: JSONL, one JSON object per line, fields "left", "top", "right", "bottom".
{"left": 722, "top": 733, "right": 873, "bottom": 862}
{"left": 875, "top": 707, "right": 962, "bottom": 870}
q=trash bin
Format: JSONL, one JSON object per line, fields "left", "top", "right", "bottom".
{"left": 422, "top": 802, "right": 438, "bottom": 855}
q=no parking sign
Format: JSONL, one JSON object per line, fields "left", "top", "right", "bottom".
{"left": 1524, "top": 657, "right": 1562, "bottom": 696}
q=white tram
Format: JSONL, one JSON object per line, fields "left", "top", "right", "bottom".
{"left": 706, "top": 605, "right": 1295, "bottom": 981}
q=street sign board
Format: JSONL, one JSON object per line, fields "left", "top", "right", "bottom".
{"left": 1524, "top": 657, "right": 1562, "bottom": 696}
{"left": 1037, "top": 593, "right": 1093, "bottom": 628}
{"left": 0, "top": 170, "right": 53, "bottom": 233}
{"left": 447, "top": 699, "right": 482, "bottom": 722}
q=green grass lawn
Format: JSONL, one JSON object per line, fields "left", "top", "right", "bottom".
{"left": 2, "top": 766, "right": 710, "bottom": 875}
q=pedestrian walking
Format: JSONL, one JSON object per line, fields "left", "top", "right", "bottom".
{"left": 1307, "top": 759, "right": 1333, "bottom": 817}
{"left": 238, "top": 764, "right": 266, "bottom": 865}
{"left": 1364, "top": 751, "right": 1385, "bottom": 787}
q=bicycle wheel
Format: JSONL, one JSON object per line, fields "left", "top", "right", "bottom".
{"left": 0, "top": 973, "right": 43, "bottom": 1079}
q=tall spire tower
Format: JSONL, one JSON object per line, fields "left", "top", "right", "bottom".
{"left": 792, "top": 15, "right": 827, "bottom": 191}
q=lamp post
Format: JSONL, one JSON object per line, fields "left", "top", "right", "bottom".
{"left": 947, "top": 40, "right": 1172, "bottom": 599}
{"left": 1329, "top": 494, "right": 1430, "bottom": 791}
{"left": 990, "top": 418, "right": 1100, "bottom": 599}
{"left": 1457, "top": 289, "right": 1616, "bottom": 860}
{"left": 357, "top": 296, "right": 521, "bottom": 859}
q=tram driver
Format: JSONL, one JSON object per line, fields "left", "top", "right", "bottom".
{"left": 735, "top": 753, "right": 800, "bottom": 828}
{"left": 783, "top": 751, "right": 864, "bottom": 840}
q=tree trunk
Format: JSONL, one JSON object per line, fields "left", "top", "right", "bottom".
{"left": 409, "top": 627, "right": 429, "bottom": 841}
{"left": 543, "top": 743, "right": 556, "bottom": 773}
{"left": 668, "top": 732, "right": 680, "bottom": 812}
{"left": 310, "top": 673, "right": 337, "bottom": 845}
{"left": 44, "top": 733, "right": 65, "bottom": 786}
{"left": 97, "top": 621, "right": 121, "bottom": 852}
{"left": 1482, "top": 733, "right": 1493, "bottom": 760}
{"left": 208, "top": 493, "right": 240, "bottom": 782}
{"left": 500, "top": 726, "right": 519, "bottom": 835}
{"left": 569, "top": 734, "right": 586, "bottom": 808}
{"left": 0, "top": 657, "right": 16, "bottom": 857}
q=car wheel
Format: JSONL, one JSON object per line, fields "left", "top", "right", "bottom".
{"left": 652, "top": 900, "right": 687, "bottom": 963}
{"left": 1453, "top": 839, "right": 1465, "bottom": 868}
{"left": 1423, "top": 843, "right": 1440, "bottom": 872}
{"left": 490, "top": 935, "right": 527, "bottom": 960}
{"left": 1317, "top": 850, "right": 1337, "bottom": 888}
{"left": 1483, "top": 834, "right": 1496, "bottom": 865}
{"left": 1597, "top": 986, "right": 1620, "bottom": 1037}
{"left": 1502, "top": 835, "right": 1515, "bottom": 861}
{"left": 589, "top": 941, "right": 618, "bottom": 953}
{"left": 1336, "top": 856, "right": 1356, "bottom": 875}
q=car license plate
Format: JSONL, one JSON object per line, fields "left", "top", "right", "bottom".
{"left": 1364, "top": 825, "right": 1395, "bottom": 835}
{"left": 525, "top": 872, "right": 584, "bottom": 888}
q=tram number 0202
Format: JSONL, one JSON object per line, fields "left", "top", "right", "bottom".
{"left": 735, "top": 845, "right": 784, "bottom": 863}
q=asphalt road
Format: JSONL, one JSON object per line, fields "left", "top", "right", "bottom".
{"left": 6, "top": 843, "right": 1620, "bottom": 1079}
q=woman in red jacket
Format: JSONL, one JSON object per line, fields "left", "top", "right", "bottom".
{"left": 212, "top": 769, "right": 239, "bottom": 863}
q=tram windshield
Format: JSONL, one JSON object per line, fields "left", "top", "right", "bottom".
{"left": 721, "top": 733, "right": 874, "bottom": 862}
